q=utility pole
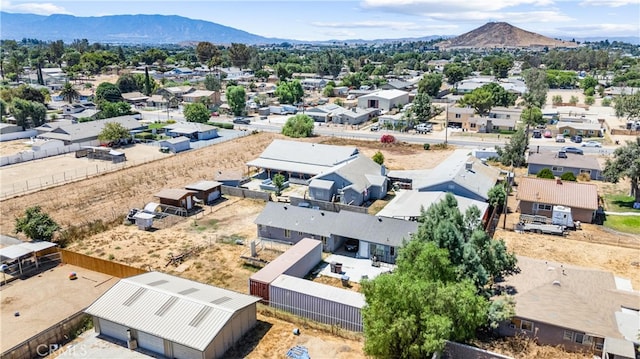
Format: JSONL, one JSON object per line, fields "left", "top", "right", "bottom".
{"left": 502, "top": 161, "right": 514, "bottom": 230}
{"left": 444, "top": 101, "right": 449, "bottom": 145}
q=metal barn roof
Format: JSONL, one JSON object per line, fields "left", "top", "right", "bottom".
{"left": 185, "top": 180, "right": 222, "bottom": 192}
{"left": 271, "top": 274, "right": 366, "bottom": 308}
{"left": 250, "top": 238, "right": 322, "bottom": 284}
{"left": 85, "top": 272, "right": 260, "bottom": 351}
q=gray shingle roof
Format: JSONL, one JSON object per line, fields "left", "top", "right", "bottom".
{"left": 527, "top": 152, "right": 602, "bottom": 171}
{"left": 271, "top": 274, "right": 365, "bottom": 308}
{"left": 255, "top": 202, "right": 417, "bottom": 247}
{"left": 313, "top": 156, "right": 386, "bottom": 192}
{"left": 38, "top": 116, "right": 143, "bottom": 142}
{"left": 376, "top": 190, "right": 489, "bottom": 220}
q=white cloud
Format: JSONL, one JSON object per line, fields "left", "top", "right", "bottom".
{"left": 360, "top": 0, "right": 555, "bottom": 14}
{"left": 311, "top": 20, "right": 458, "bottom": 33}
{"left": 556, "top": 23, "right": 640, "bottom": 35}
{"left": 1, "top": 0, "right": 71, "bottom": 15}
{"left": 579, "top": 0, "right": 638, "bottom": 7}
{"left": 426, "top": 10, "right": 574, "bottom": 23}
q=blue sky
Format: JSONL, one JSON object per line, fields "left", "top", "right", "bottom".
{"left": 2, "top": 0, "right": 639, "bottom": 41}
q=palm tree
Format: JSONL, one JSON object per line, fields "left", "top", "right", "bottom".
{"left": 60, "top": 82, "right": 79, "bottom": 104}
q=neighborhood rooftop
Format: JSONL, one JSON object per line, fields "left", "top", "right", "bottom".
{"left": 516, "top": 177, "right": 599, "bottom": 210}
{"left": 84, "top": 272, "right": 260, "bottom": 351}
{"left": 36, "top": 116, "right": 141, "bottom": 142}
{"left": 271, "top": 274, "right": 366, "bottom": 308}
{"left": 155, "top": 188, "right": 197, "bottom": 200}
{"left": 527, "top": 152, "right": 602, "bottom": 170}
{"left": 376, "top": 190, "right": 489, "bottom": 220}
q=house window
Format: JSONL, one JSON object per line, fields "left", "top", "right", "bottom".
{"left": 563, "top": 330, "right": 574, "bottom": 341}
{"left": 470, "top": 123, "right": 476, "bottom": 128}
{"left": 574, "top": 333, "right": 584, "bottom": 344}
{"left": 594, "top": 341, "right": 604, "bottom": 350}
{"left": 390, "top": 247, "right": 395, "bottom": 256}
{"left": 580, "top": 169, "right": 591, "bottom": 175}
{"left": 320, "top": 236, "right": 327, "bottom": 246}
{"left": 520, "top": 320, "right": 533, "bottom": 331}
{"left": 506, "top": 115, "right": 511, "bottom": 119}
{"left": 552, "top": 166, "right": 563, "bottom": 172}
{"left": 455, "top": 113, "right": 461, "bottom": 118}
{"left": 583, "top": 335, "right": 593, "bottom": 346}
{"left": 284, "top": 229, "right": 291, "bottom": 238}
{"left": 258, "top": 224, "right": 264, "bottom": 231}
{"left": 298, "top": 231, "right": 304, "bottom": 236}
{"left": 535, "top": 203, "right": 552, "bottom": 211}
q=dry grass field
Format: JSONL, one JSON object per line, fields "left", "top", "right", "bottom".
{"left": 1, "top": 131, "right": 638, "bottom": 358}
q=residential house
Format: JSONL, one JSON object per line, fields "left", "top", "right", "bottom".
{"left": 36, "top": 116, "right": 143, "bottom": 145}
{"left": 146, "top": 94, "right": 168, "bottom": 109}
{"left": 156, "top": 86, "right": 195, "bottom": 101}
{"left": 182, "top": 90, "right": 221, "bottom": 107}
{"left": 489, "top": 106, "right": 523, "bottom": 121}
{"left": 454, "top": 77, "right": 495, "bottom": 94}
{"left": 377, "top": 113, "right": 407, "bottom": 129}
{"left": 158, "top": 136, "right": 190, "bottom": 153}
{"left": 85, "top": 271, "right": 260, "bottom": 359}
{"left": 308, "top": 156, "right": 388, "bottom": 206}
{"left": 246, "top": 139, "right": 359, "bottom": 183}
{"left": 388, "top": 150, "right": 502, "bottom": 202}
{"left": 527, "top": 152, "right": 603, "bottom": 180}
{"left": 357, "top": 89, "right": 409, "bottom": 112}
{"left": 255, "top": 202, "right": 418, "bottom": 263}
{"left": 496, "top": 256, "right": 639, "bottom": 357}
{"left": 332, "top": 86, "right": 349, "bottom": 97}
{"left": 376, "top": 190, "right": 489, "bottom": 222}
{"left": 164, "top": 122, "right": 218, "bottom": 141}
{"left": 557, "top": 121, "right": 603, "bottom": 138}
{"left": 61, "top": 103, "right": 100, "bottom": 121}
{"left": 603, "top": 86, "right": 639, "bottom": 96}
{"left": 380, "top": 79, "right": 412, "bottom": 91}
{"left": 469, "top": 117, "right": 518, "bottom": 133}
{"left": 163, "top": 67, "right": 194, "bottom": 78}
{"left": 300, "top": 78, "right": 327, "bottom": 90}
{"left": 121, "top": 91, "right": 150, "bottom": 106}
{"left": 427, "top": 59, "right": 450, "bottom": 72}
{"left": 446, "top": 106, "right": 475, "bottom": 130}
{"left": 218, "top": 67, "right": 253, "bottom": 81}
{"left": 304, "top": 104, "right": 377, "bottom": 125}
{"left": 516, "top": 177, "right": 599, "bottom": 223}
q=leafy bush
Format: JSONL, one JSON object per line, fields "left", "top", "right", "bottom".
{"left": 380, "top": 134, "right": 396, "bottom": 143}
{"left": 167, "top": 119, "right": 176, "bottom": 124}
{"left": 423, "top": 143, "right": 430, "bottom": 150}
{"left": 552, "top": 95, "right": 563, "bottom": 105}
{"left": 208, "top": 122, "right": 234, "bottom": 129}
{"left": 568, "top": 95, "right": 579, "bottom": 105}
{"left": 498, "top": 130, "right": 516, "bottom": 135}
{"left": 584, "top": 96, "right": 595, "bottom": 106}
{"left": 432, "top": 143, "right": 449, "bottom": 150}
{"left": 601, "top": 98, "right": 612, "bottom": 107}
{"left": 371, "top": 117, "right": 379, "bottom": 123}
{"left": 577, "top": 173, "right": 591, "bottom": 182}
{"left": 372, "top": 151, "right": 384, "bottom": 165}
{"left": 135, "top": 132, "right": 154, "bottom": 140}
{"left": 560, "top": 172, "right": 577, "bottom": 181}
{"left": 282, "top": 114, "right": 314, "bottom": 138}
{"left": 536, "top": 168, "right": 555, "bottom": 179}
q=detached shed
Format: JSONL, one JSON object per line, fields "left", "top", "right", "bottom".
{"left": 270, "top": 274, "right": 365, "bottom": 332}
{"left": 159, "top": 136, "right": 190, "bottom": 153}
{"left": 185, "top": 180, "right": 223, "bottom": 204}
{"left": 132, "top": 212, "right": 154, "bottom": 230}
{"left": 85, "top": 272, "right": 260, "bottom": 359}
{"left": 249, "top": 238, "right": 322, "bottom": 303}
{"left": 154, "top": 189, "right": 198, "bottom": 211}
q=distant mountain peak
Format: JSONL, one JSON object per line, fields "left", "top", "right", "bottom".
{"left": 437, "top": 22, "right": 578, "bottom": 49}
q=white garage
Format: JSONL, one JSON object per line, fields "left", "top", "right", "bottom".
{"left": 86, "top": 272, "right": 260, "bottom": 359}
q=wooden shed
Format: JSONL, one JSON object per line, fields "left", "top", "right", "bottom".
{"left": 185, "top": 180, "right": 223, "bottom": 204}
{"left": 154, "top": 189, "right": 198, "bottom": 210}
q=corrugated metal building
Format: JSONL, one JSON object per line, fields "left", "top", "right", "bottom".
{"left": 269, "top": 274, "right": 365, "bottom": 332}
{"left": 249, "top": 238, "right": 322, "bottom": 303}
{"left": 185, "top": 180, "right": 223, "bottom": 204}
{"left": 85, "top": 272, "right": 260, "bottom": 359}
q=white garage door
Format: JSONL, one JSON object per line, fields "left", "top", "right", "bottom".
{"left": 98, "top": 319, "right": 128, "bottom": 342}
{"left": 172, "top": 342, "right": 202, "bottom": 359}
{"left": 208, "top": 190, "right": 220, "bottom": 202}
{"left": 137, "top": 331, "right": 165, "bottom": 355}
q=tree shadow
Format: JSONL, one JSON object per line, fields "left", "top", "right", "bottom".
{"left": 222, "top": 320, "right": 273, "bottom": 358}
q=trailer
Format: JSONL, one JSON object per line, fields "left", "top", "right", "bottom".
{"left": 515, "top": 222, "right": 568, "bottom": 236}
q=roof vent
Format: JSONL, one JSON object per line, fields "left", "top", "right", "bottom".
{"left": 552, "top": 280, "right": 561, "bottom": 286}
{"left": 321, "top": 212, "right": 325, "bottom": 216}
{"left": 284, "top": 206, "right": 287, "bottom": 210}
{"left": 377, "top": 217, "right": 382, "bottom": 222}
{"left": 465, "top": 161, "right": 473, "bottom": 170}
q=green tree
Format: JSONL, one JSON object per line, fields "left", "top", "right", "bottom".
{"left": 581, "top": 76, "right": 598, "bottom": 94}
{"left": 204, "top": 74, "right": 222, "bottom": 91}
{"left": 143, "top": 67, "right": 153, "bottom": 96}
{"left": 458, "top": 88, "right": 494, "bottom": 116}
{"left": 482, "top": 82, "right": 517, "bottom": 108}
{"left": 602, "top": 97, "right": 612, "bottom": 107}
{"left": 282, "top": 114, "right": 314, "bottom": 138}
{"left": 584, "top": 96, "right": 595, "bottom": 106}
{"left": 322, "top": 83, "right": 335, "bottom": 98}
{"left": 10, "top": 99, "right": 46, "bottom": 130}
{"left": 228, "top": 43, "right": 251, "bottom": 69}
{"left": 275, "top": 80, "right": 304, "bottom": 104}
{"left": 603, "top": 138, "right": 640, "bottom": 202}
{"left": 552, "top": 95, "right": 563, "bottom": 106}
{"left": 183, "top": 102, "right": 210, "bottom": 123}
{"left": 491, "top": 57, "right": 512, "bottom": 79}
{"left": 95, "top": 82, "right": 123, "bottom": 104}
{"left": 98, "top": 122, "right": 131, "bottom": 143}
{"left": 116, "top": 73, "right": 140, "bottom": 93}
{"left": 98, "top": 101, "right": 133, "bottom": 119}
{"left": 522, "top": 68, "right": 549, "bottom": 108}
{"left": 495, "top": 128, "right": 527, "bottom": 167}
{"left": 410, "top": 92, "right": 433, "bottom": 123}
{"left": 272, "top": 173, "right": 286, "bottom": 197}
{"left": 60, "top": 82, "right": 79, "bottom": 104}
{"left": 614, "top": 92, "right": 640, "bottom": 122}
{"left": 444, "top": 63, "right": 465, "bottom": 85}
{"left": 226, "top": 85, "right": 247, "bottom": 116}
{"left": 537, "top": 168, "right": 555, "bottom": 179}
{"left": 196, "top": 41, "right": 219, "bottom": 64}
{"left": 487, "top": 184, "right": 506, "bottom": 208}
{"left": 362, "top": 241, "right": 488, "bottom": 358}
{"left": 372, "top": 151, "right": 384, "bottom": 165}
{"left": 15, "top": 206, "right": 60, "bottom": 241}
{"left": 418, "top": 73, "right": 443, "bottom": 97}
{"left": 521, "top": 106, "right": 544, "bottom": 147}
{"left": 561, "top": 172, "right": 577, "bottom": 181}
{"left": 569, "top": 95, "right": 579, "bottom": 105}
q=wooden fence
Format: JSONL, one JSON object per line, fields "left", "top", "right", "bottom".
{"left": 59, "top": 249, "right": 147, "bottom": 278}
{"left": 610, "top": 128, "right": 640, "bottom": 136}
{"left": 289, "top": 196, "right": 368, "bottom": 214}
{"left": 221, "top": 185, "right": 271, "bottom": 201}
{"left": 1, "top": 311, "right": 90, "bottom": 359}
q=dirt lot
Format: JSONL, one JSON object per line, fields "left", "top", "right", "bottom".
{"left": 0, "top": 264, "right": 117, "bottom": 352}
{"left": 2, "top": 132, "right": 638, "bottom": 358}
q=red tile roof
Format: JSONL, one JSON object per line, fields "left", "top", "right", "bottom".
{"left": 516, "top": 177, "right": 599, "bottom": 210}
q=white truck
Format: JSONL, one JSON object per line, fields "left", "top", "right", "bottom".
{"left": 516, "top": 205, "right": 580, "bottom": 236}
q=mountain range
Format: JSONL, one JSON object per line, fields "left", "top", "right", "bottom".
{"left": 1, "top": 12, "right": 638, "bottom": 45}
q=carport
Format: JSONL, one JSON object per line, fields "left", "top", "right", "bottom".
{"left": 0, "top": 241, "right": 59, "bottom": 276}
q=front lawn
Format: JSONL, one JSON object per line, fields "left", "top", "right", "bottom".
{"left": 603, "top": 194, "right": 640, "bottom": 213}
{"left": 603, "top": 215, "right": 640, "bottom": 234}
{"left": 147, "top": 122, "right": 168, "bottom": 130}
